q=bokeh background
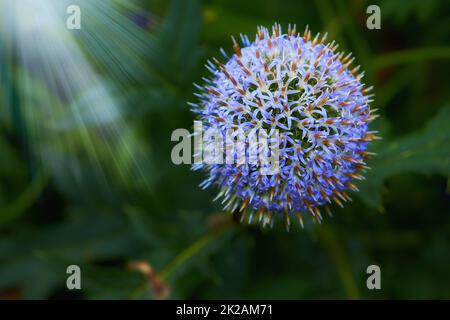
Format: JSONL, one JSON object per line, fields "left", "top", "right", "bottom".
{"left": 0, "top": 0, "right": 449, "bottom": 299}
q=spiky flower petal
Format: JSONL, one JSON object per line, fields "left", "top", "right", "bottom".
{"left": 191, "top": 24, "right": 378, "bottom": 229}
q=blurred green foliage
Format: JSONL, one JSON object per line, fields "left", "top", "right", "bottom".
{"left": 0, "top": 0, "right": 449, "bottom": 299}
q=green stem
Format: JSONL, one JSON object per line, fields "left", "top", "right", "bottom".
{"left": 315, "top": 0, "right": 348, "bottom": 52}
{"left": 0, "top": 169, "right": 48, "bottom": 226}
{"left": 160, "top": 223, "right": 233, "bottom": 280}
{"left": 317, "top": 225, "right": 360, "bottom": 299}
{"left": 372, "top": 46, "right": 450, "bottom": 70}
{"left": 129, "top": 222, "right": 233, "bottom": 299}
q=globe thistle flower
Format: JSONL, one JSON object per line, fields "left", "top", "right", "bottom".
{"left": 191, "top": 24, "right": 378, "bottom": 230}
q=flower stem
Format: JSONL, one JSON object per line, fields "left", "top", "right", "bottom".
{"left": 160, "top": 222, "right": 233, "bottom": 280}
{"left": 0, "top": 169, "right": 48, "bottom": 226}
{"left": 129, "top": 222, "right": 233, "bottom": 299}
{"left": 317, "top": 225, "right": 360, "bottom": 299}
{"left": 372, "top": 46, "right": 450, "bottom": 70}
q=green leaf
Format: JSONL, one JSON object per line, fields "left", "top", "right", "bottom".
{"left": 155, "top": 0, "right": 202, "bottom": 86}
{"left": 357, "top": 105, "right": 450, "bottom": 209}
{"left": 82, "top": 265, "right": 146, "bottom": 299}
{"left": 0, "top": 212, "right": 146, "bottom": 298}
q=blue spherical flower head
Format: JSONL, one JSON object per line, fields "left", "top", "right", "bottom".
{"left": 191, "top": 24, "right": 378, "bottom": 230}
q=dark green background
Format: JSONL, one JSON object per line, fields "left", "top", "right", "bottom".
{"left": 0, "top": 0, "right": 449, "bottom": 299}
